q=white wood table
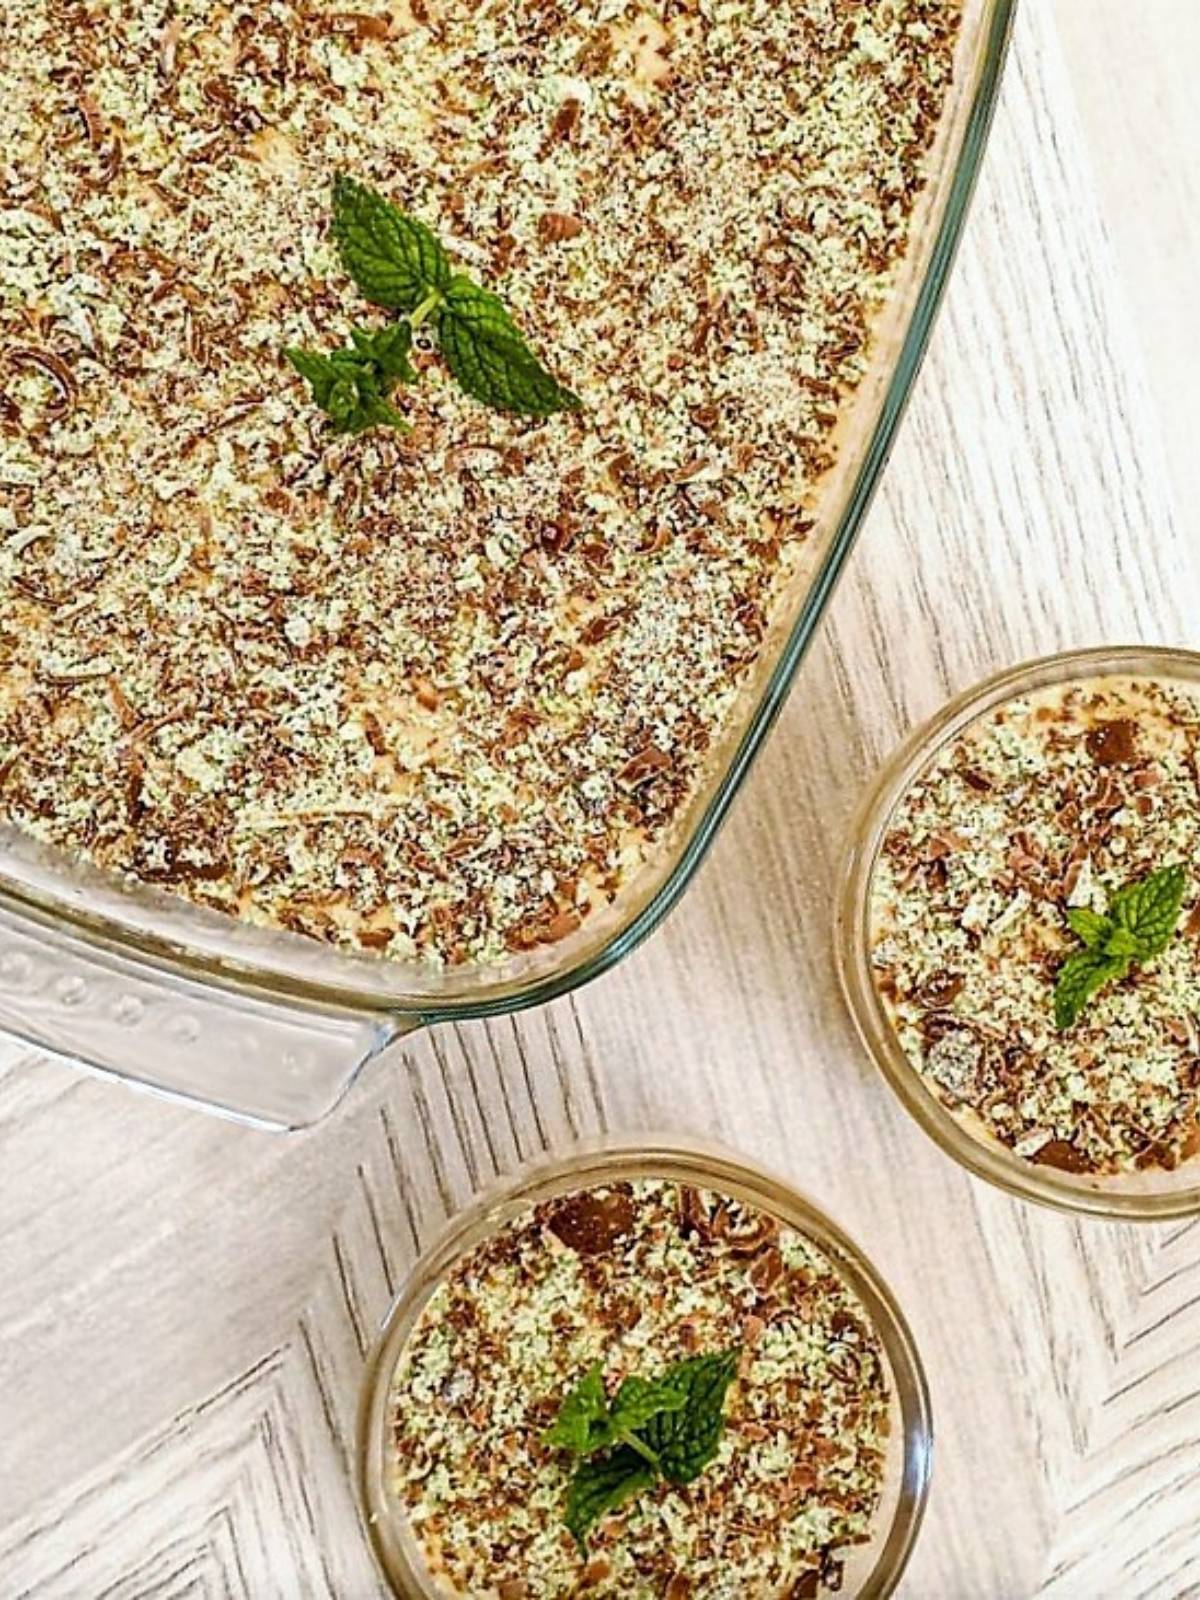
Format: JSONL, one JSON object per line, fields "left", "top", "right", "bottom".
{"left": 4, "top": 5, "right": 1200, "bottom": 1595}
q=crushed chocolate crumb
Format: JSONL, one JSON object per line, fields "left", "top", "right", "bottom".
{"left": 547, "top": 1187, "right": 636, "bottom": 1256}
{"left": 1032, "top": 1139, "right": 1091, "bottom": 1175}
{"left": 1086, "top": 718, "right": 1139, "bottom": 768}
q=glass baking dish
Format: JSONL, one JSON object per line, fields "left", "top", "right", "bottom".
{"left": 0, "top": 0, "right": 1016, "bottom": 1128}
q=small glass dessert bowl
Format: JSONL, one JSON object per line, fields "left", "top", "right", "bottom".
{"left": 837, "top": 646, "right": 1200, "bottom": 1220}
{"left": 358, "top": 1139, "right": 932, "bottom": 1599}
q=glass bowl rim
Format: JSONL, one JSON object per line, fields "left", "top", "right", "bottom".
{"left": 357, "top": 1135, "right": 934, "bottom": 1598}
{"left": 835, "top": 643, "right": 1200, "bottom": 1221}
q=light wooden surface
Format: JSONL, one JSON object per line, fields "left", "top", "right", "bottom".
{"left": 4, "top": 5, "right": 1200, "bottom": 1596}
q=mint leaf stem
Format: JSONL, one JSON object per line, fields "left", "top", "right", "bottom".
{"left": 616, "top": 1429, "right": 663, "bottom": 1473}
{"left": 408, "top": 287, "right": 444, "bottom": 330}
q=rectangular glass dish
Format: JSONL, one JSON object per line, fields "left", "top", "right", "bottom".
{"left": 0, "top": 0, "right": 1016, "bottom": 1128}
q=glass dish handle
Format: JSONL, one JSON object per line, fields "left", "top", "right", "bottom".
{"left": 0, "top": 901, "right": 409, "bottom": 1128}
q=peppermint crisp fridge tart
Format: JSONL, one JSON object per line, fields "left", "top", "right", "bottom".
{"left": 0, "top": 0, "right": 964, "bottom": 970}
{"left": 359, "top": 1144, "right": 931, "bottom": 1599}
{"left": 838, "top": 647, "right": 1200, "bottom": 1218}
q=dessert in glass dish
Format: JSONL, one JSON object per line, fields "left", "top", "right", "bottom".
{"left": 838, "top": 648, "right": 1200, "bottom": 1218}
{"left": 359, "top": 1142, "right": 931, "bottom": 1598}
{"left": 0, "top": 3, "right": 1014, "bottom": 1125}
{"left": 0, "top": 0, "right": 965, "bottom": 969}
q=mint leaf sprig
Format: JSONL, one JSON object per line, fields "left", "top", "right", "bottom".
{"left": 286, "top": 174, "right": 582, "bottom": 435}
{"left": 542, "top": 1349, "right": 740, "bottom": 1550}
{"left": 284, "top": 322, "right": 416, "bottom": 436}
{"left": 1054, "top": 864, "right": 1187, "bottom": 1030}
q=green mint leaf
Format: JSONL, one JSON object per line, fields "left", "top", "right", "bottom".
{"left": 609, "top": 1371, "right": 689, "bottom": 1438}
{"left": 547, "top": 1349, "right": 739, "bottom": 1549}
{"left": 1066, "top": 907, "right": 1112, "bottom": 950}
{"left": 564, "top": 1447, "right": 656, "bottom": 1550}
{"left": 293, "top": 177, "right": 581, "bottom": 428}
{"left": 437, "top": 275, "right": 582, "bottom": 417}
{"left": 284, "top": 346, "right": 345, "bottom": 410}
{"left": 348, "top": 321, "right": 417, "bottom": 386}
{"left": 543, "top": 1363, "right": 690, "bottom": 1460}
{"left": 284, "top": 345, "right": 410, "bottom": 436}
{"left": 1108, "top": 864, "right": 1187, "bottom": 959}
{"left": 1103, "top": 926, "right": 1145, "bottom": 960}
{"left": 542, "top": 1364, "right": 615, "bottom": 1456}
{"left": 350, "top": 391, "right": 410, "bottom": 435}
{"left": 1054, "top": 866, "right": 1188, "bottom": 1029}
{"left": 1054, "top": 949, "right": 1130, "bottom": 1031}
{"left": 331, "top": 173, "right": 450, "bottom": 312}
{"left": 633, "top": 1349, "right": 740, "bottom": 1485}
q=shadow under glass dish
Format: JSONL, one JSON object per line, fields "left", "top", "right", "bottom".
{"left": 357, "top": 1139, "right": 934, "bottom": 1599}
{"left": 836, "top": 645, "right": 1200, "bottom": 1222}
{"left": 0, "top": 0, "right": 1016, "bottom": 1127}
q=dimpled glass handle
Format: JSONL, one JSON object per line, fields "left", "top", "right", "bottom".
{"left": 0, "top": 902, "right": 408, "bottom": 1128}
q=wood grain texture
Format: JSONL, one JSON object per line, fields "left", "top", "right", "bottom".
{"left": 3, "top": 5, "right": 1200, "bottom": 1597}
